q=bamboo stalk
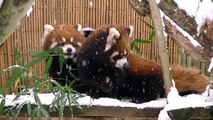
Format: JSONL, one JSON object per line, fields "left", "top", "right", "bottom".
{"left": 148, "top": 0, "right": 172, "bottom": 96}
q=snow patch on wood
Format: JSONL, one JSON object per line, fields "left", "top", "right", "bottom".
{"left": 158, "top": 81, "right": 213, "bottom": 120}
{"left": 173, "top": 0, "right": 213, "bottom": 32}
{"left": 0, "top": 0, "right": 3, "bottom": 8}
{"left": 161, "top": 11, "right": 201, "bottom": 47}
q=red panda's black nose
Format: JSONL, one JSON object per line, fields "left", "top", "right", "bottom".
{"left": 67, "top": 48, "right": 72, "bottom": 53}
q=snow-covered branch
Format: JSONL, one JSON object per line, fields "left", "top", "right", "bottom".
{"left": 0, "top": 0, "right": 35, "bottom": 45}
{"left": 129, "top": 0, "right": 213, "bottom": 66}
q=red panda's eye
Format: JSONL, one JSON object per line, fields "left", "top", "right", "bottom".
{"left": 72, "top": 42, "right": 79, "bottom": 48}
{"left": 58, "top": 41, "right": 65, "bottom": 46}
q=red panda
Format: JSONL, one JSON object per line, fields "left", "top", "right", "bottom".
{"left": 77, "top": 25, "right": 131, "bottom": 97}
{"left": 42, "top": 24, "right": 94, "bottom": 89}
{"left": 120, "top": 53, "right": 211, "bottom": 102}
{"left": 77, "top": 25, "right": 211, "bottom": 103}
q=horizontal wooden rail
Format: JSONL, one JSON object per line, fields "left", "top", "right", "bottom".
{"left": 2, "top": 104, "right": 213, "bottom": 119}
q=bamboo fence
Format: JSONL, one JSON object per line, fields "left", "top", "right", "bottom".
{"left": 0, "top": 0, "right": 206, "bottom": 93}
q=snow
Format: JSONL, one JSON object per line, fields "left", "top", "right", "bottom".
{"left": 0, "top": 0, "right": 3, "bottom": 8}
{"left": 173, "top": 0, "right": 213, "bottom": 33}
{"left": 208, "top": 57, "right": 213, "bottom": 72}
{"left": 158, "top": 81, "right": 213, "bottom": 120}
{"left": 1, "top": 83, "right": 213, "bottom": 120}
{"left": 26, "top": 2, "right": 35, "bottom": 17}
{"left": 158, "top": 0, "right": 213, "bottom": 46}
{"left": 160, "top": 11, "right": 201, "bottom": 47}
{"left": 1, "top": 93, "right": 166, "bottom": 109}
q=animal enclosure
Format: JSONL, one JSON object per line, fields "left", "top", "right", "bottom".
{"left": 0, "top": 0, "right": 205, "bottom": 93}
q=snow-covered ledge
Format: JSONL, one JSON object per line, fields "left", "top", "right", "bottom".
{"left": 1, "top": 87, "right": 213, "bottom": 119}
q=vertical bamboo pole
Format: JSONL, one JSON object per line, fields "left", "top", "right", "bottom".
{"left": 148, "top": 0, "right": 172, "bottom": 96}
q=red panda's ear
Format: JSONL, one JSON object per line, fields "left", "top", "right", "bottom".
{"left": 126, "top": 25, "right": 134, "bottom": 37}
{"left": 105, "top": 27, "right": 120, "bottom": 52}
{"left": 74, "top": 24, "right": 82, "bottom": 31}
{"left": 80, "top": 27, "right": 95, "bottom": 37}
{"left": 44, "top": 24, "right": 54, "bottom": 37}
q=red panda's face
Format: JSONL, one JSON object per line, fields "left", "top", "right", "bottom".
{"left": 77, "top": 25, "right": 134, "bottom": 93}
{"left": 42, "top": 24, "right": 86, "bottom": 59}
{"left": 104, "top": 25, "right": 134, "bottom": 69}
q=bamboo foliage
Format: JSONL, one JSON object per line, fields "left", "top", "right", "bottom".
{"left": 0, "top": 0, "right": 181, "bottom": 93}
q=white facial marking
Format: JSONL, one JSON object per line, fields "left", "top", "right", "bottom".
{"left": 64, "top": 54, "right": 75, "bottom": 59}
{"left": 128, "top": 25, "right": 134, "bottom": 37}
{"left": 105, "top": 28, "right": 120, "bottom": 52}
{"left": 62, "top": 44, "right": 76, "bottom": 54}
{"left": 61, "top": 37, "right": 66, "bottom": 42}
{"left": 70, "top": 37, "right": 73, "bottom": 42}
{"left": 110, "top": 51, "right": 119, "bottom": 62}
{"left": 115, "top": 57, "right": 128, "bottom": 68}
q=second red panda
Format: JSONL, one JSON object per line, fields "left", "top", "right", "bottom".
{"left": 77, "top": 25, "right": 211, "bottom": 103}
{"left": 118, "top": 53, "right": 211, "bottom": 102}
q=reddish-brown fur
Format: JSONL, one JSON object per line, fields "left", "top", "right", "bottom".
{"left": 43, "top": 24, "right": 85, "bottom": 50}
{"left": 128, "top": 52, "right": 211, "bottom": 94}
{"left": 42, "top": 24, "right": 87, "bottom": 87}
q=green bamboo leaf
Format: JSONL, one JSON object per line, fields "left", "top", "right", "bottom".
{"left": 13, "top": 89, "right": 26, "bottom": 101}
{"left": 68, "top": 71, "right": 78, "bottom": 80}
{"left": 14, "top": 103, "right": 26, "bottom": 119}
{"left": 58, "top": 49, "right": 64, "bottom": 73}
{"left": 37, "top": 107, "right": 41, "bottom": 120}
{"left": 27, "top": 102, "right": 32, "bottom": 117}
{"left": 134, "top": 39, "right": 152, "bottom": 43}
{"left": 0, "top": 68, "right": 23, "bottom": 95}
{"left": 24, "top": 56, "right": 48, "bottom": 68}
{"left": 0, "top": 65, "right": 22, "bottom": 74}
{"left": 27, "top": 50, "right": 50, "bottom": 58}
{"left": 130, "top": 41, "right": 135, "bottom": 50}
{"left": 32, "top": 107, "right": 41, "bottom": 120}
{"left": 51, "top": 79, "right": 62, "bottom": 89}
{"left": 59, "top": 96, "right": 66, "bottom": 119}
{"left": 14, "top": 77, "right": 21, "bottom": 88}
{"left": 33, "top": 93, "right": 42, "bottom": 105}
{"left": 14, "top": 47, "right": 22, "bottom": 65}
{"left": 148, "top": 31, "right": 156, "bottom": 40}
{"left": 142, "top": 19, "right": 154, "bottom": 29}
{"left": 40, "top": 107, "right": 50, "bottom": 120}
{"left": 43, "top": 56, "right": 53, "bottom": 75}
{"left": 31, "top": 107, "right": 39, "bottom": 120}
{"left": 0, "top": 99, "right": 5, "bottom": 116}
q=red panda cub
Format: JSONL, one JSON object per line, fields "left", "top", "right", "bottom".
{"left": 42, "top": 24, "right": 93, "bottom": 88}
{"left": 77, "top": 25, "right": 131, "bottom": 97}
